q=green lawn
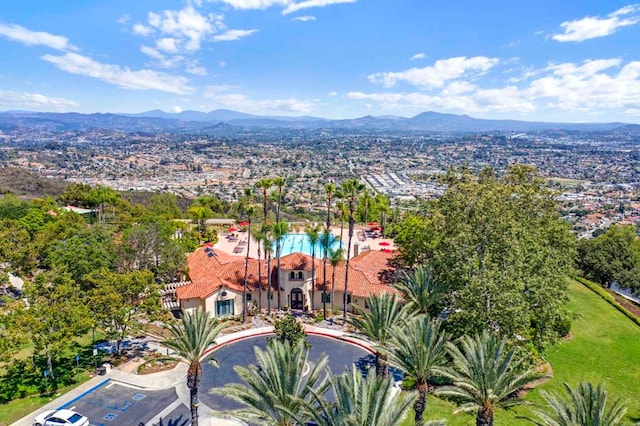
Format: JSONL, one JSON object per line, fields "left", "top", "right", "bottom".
{"left": 403, "top": 279, "right": 640, "bottom": 425}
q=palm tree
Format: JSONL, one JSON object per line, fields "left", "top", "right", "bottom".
{"left": 395, "top": 264, "right": 446, "bottom": 315}
{"left": 163, "top": 310, "right": 228, "bottom": 426}
{"left": 359, "top": 189, "right": 374, "bottom": 224}
{"left": 253, "top": 226, "right": 267, "bottom": 313}
{"left": 375, "top": 193, "right": 390, "bottom": 237}
{"left": 210, "top": 339, "right": 328, "bottom": 426}
{"left": 318, "top": 227, "right": 332, "bottom": 320}
{"left": 335, "top": 198, "right": 347, "bottom": 243}
{"left": 525, "top": 382, "right": 627, "bottom": 426}
{"left": 329, "top": 247, "right": 344, "bottom": 313}
{"left": 348, "top": 292, "right": 407, "bottom": 377}
{"left": 273, "top": 221, "right": 288, "bottom": 310}
{"left": 340, "top": 178, "right": 365, "bottom": 320}
{"left": 242, "top": 205, "right": 256, "bottom": 324}
{"left": 302, "top": 368, "right": 422, "bottom": 426}
{"left": 324, "top": 182, "right": 336, "bottom": 229}
{"left": 435, "top": 331, "right": 542, "bottom": 426}
{"left": 262, "top": 224, "right": 274, "bottom": 314}
{"left": 273, "top": 176, "right": 286, "bottom": 223}
{"left": 386, "top": 315, "right": 449, "bottom": 424}
{"left": 255, "top": 178, "right": 273, "bottom": 223}
{"left": 305, "top": 224, "right": 321, "bottom": 312}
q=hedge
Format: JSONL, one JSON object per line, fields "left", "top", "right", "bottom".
{"left": 574, "top": 276, "right": 640, "bottom": 327}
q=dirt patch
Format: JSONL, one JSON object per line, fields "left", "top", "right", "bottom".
{"left": 517, "top": 361, "right": 553, "bottom": 398}
{"left": 561, "top": 330, "right": 574, "bottom": 342}
{"left": 610, "top": 292, "right": 640, "bottom": 318}
{"left": 137, "top": 357, "right": 179, "bottom": 375}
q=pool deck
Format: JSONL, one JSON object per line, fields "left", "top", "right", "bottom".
{"left": 214, "top": 225, "right": 395, "bottom": 260}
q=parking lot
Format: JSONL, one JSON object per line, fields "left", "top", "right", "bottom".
{"left": 59, "top": 382, "right": 188, "bottom": 426}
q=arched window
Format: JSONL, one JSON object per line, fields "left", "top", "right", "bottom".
{"left": 297, "top": 271, "right": 304, "bottom": 279}
{"left": 290, "top": 271, "right": 295, "bottom": 279}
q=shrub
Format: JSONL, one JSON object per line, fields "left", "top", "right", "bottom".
{"left": 575, "top": 277, "right": 640, "bottom": 327}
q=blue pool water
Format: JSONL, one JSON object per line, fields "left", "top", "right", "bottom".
{"left": 273, "top": 233, "right": 343, "bottom": 257}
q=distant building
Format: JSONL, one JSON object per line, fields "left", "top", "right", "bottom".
{"left": 176, "top": 246, "right": 400, "bottom": 318}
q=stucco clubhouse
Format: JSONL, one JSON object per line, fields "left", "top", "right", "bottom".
{"left": 176, "top": 244, "right": 400, "bottom": 318}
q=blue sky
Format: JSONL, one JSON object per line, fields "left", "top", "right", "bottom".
{"left": 1, "top": 0, "right": 640, "bottom": 122}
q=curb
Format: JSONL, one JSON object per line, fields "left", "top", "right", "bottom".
{"left": 58, "top": 379, "right": 110, "bottom": 409}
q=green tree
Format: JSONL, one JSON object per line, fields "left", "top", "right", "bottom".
{"left": 163, "top": 309, "right": 228, "bottom": 426}
{"left": 0, "top": 193, "right": 32, "bottom": 219}
{"left": 87, "top": 268, "right": 159, "bottom": 354}
{"left": 576, "top": 224, "right": 640, "bottom": 293}
{"left": 303, "top": 369, "right": 420, "bottom": 426}
{"left": 395, "top": 264, "right": 446, "bottom": 316}
{"left": 329, "top": 247, "right": 344, "bottom": 312}
{"left": 273, "top": 176, "right": 286, "bottom": 223}
{"left": 147, "top": 193, "right": 182, "bottom": 219}
{"left": 187, "top": 205, "right": 212, "bottom": 235}
{"left": 348, "top": 292, "right": 407, "bottom": 377}
{"left": 421, "top": 166, "right": 575, "bottom": 350}
{"left": 392, "top": 214, "right": 433, "bottom": 267}
{"left": 273, "top": 221, "right": 288, "bottom": 310}
{"left": 0, "top": 219, "right": 34, "bottom": 274}
{"left": 255, "top": 178, "right": 274, "bottom": 223}
{"left": 319, "top": 227, "right": 332, "bottom": 319}
{"left": 435, "top": 331, "right": 541, "bottom": 426}
{"left": 243, "top": 205, "right": 256, "bottom": 323}
{"left": 270, "top": 314, "right": 309, "bottom": 348}
{"left": 526, "top": 382, "right": 627, "bottom": 426}
{"left": 324, "top": 182, "right": 337, "bottom": 229}
{"left": 386, "top": 315, "right": 449, "bottom": 424}
{"left": 339, "top": 178, "right": 365, "bottom": 320}
{"left": 21, "top": 270, "right": 91, "bottom": 385}
{"left": 305, "top": 224, "right": 321, "bottom": 312}
{"left": 211, "top": 340, "right": 328, "bottom": 426}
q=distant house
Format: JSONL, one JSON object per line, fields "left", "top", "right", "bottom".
{"left": 176, "top": 246, "right": 400, "bottom": 318}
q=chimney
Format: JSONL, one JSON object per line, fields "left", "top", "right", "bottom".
{"left": 353, "top": 242, "right": 359, "bottom": 257}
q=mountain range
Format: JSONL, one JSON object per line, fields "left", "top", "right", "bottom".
{"left": 0, "top": 109, "right": 638, "bottom": 134}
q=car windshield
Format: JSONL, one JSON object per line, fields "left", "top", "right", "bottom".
{"left": 68, "top": 414, "right": 83, "bottom": 423}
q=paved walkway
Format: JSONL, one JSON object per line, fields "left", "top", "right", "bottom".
{"left": 11, "top": 323, "right": 369, "bottom": 426}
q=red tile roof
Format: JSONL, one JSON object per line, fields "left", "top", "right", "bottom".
{"left": 178, "top": 245, "right": 400, "bottom": 301}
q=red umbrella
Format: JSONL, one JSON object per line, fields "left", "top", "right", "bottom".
{"left": 238, "top": 221, "right": 249, "bottom": 227}
{"left": 381, "top": 248, "right": 392, "bottom": 253}
{"left": 227, "top": 227, "right": 238, "bottom": 232}
{"left": 379, "top": 241, "right": 391, "bottom": 246}
{"left": 368, "top": 221, "right": 378, "bottom": 226}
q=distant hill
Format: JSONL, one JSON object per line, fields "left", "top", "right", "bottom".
{"left": 0, "top": 109, "right": 635, "bottom": 133}
{"left": 0, "top": 166, "right": 68, "bottom": 198}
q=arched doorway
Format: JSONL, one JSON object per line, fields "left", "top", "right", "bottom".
{"left": 290, "top": 288, "right": 303, "bottom": 310}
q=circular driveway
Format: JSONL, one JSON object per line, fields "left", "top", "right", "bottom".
{"left": 200, "top": 334, "right": 374, "bottom": 411}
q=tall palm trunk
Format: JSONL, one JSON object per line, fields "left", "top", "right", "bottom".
{"left": 242, "top": 218, "right": 251, "bottom": 324}
{"left": 257, "top": 242, "right": 262, "bottom": 313}
{"left": 267, "top": 252, "right": 272, "bottom": 314}
{"left": 326, "top": 193, "right": 332, "bottom": 229}
{"left": 331, "top": 263, "right": 336, "bottom": 312}
{"left": 187, "top": 364, "right": 203, "bottom": 426}
{"left": 310, "top": 245, "right": 316, "bottom": 312}
{"left": 276, "top": 240, "right": 282, "bottom": 310}
{"left": 276, "top": 188, "right": 282, "bottom": 222}
{"left": 343, "top": 212, "right": 354, "bottom": 320}
{"left": 414, "top": 380, "right": 428, "bottom": 424}
{"left": 375, "top": 351, "right": 389, "bottom": 377}
{"left": 477, "top": 404, "right": 494, "bottom": 426}
{"left": 322, "top": 254, "right": 327, "bottom": 320}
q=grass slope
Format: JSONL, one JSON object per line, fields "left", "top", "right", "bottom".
{"left": 405, "top": 279, "right": 640, "bottom": 425}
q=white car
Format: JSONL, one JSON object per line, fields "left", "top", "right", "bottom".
{"left": 32, "top": 409, "right": 89, "bottom": 426}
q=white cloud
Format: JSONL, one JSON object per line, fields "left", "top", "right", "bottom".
{"left": 186, "top": 62, "right": 208, "bottom": 75}
{"left": 143, "top": 5, "right": 223, "bottom": 51}
{"left": 212, "top": 29, "right": 258, "bottom": 41}
{"left": 172, "top": 106, "right": 183, "bottom": 113}
{"left": 205, "top": 86, "right": 317, "bottom": 113}
{"left": 217, "top": 0, "right": 288, "bottom": 10}
{"left": 350, "top": 56, "right": 640, "bottom": 117}
{"left": 219, "top": 61, "right": 227, "bottom": 67}
{"left": 156, "top": 37, "right": 178, "bottom": 53}
{"left": 328, "top": 91, "right": 337, "bottom": 96}
{"left": 117, "top": 14, "right": 130, "bottom": 24}
{"left": 292, "top": 15, "right": 317, "bottom": 22}
{"left": 0, "top": 23, "right": 76, "bottom": 51}
{"left": 133, "top": 23, "right": 154, "bottom": 36}
{"left": 283, "top": 0, "right": 356, "bottom": 15}
{"left": 217, "top": 0, "right": 355, "bottom": 15}
{"left": 410, "top": 52, "right": 426, "bottom": 61}
{"left": 553, "top": 5, "right": 640, "bottom": 42}
{"left": 41, "top": 53, "right": 194, "bottom": 94}
{"left": 140, "top": 45, "right": 185, "bottom": 68}
{"left": 369, "top": 56, "right": 499, "bottom": 89}
{"left": 0, "top": 90, "right": 78, "bottom": 111}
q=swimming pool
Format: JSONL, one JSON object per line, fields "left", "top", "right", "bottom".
{"left": 273, "top": 233, "right": 343, "bottom": 257}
